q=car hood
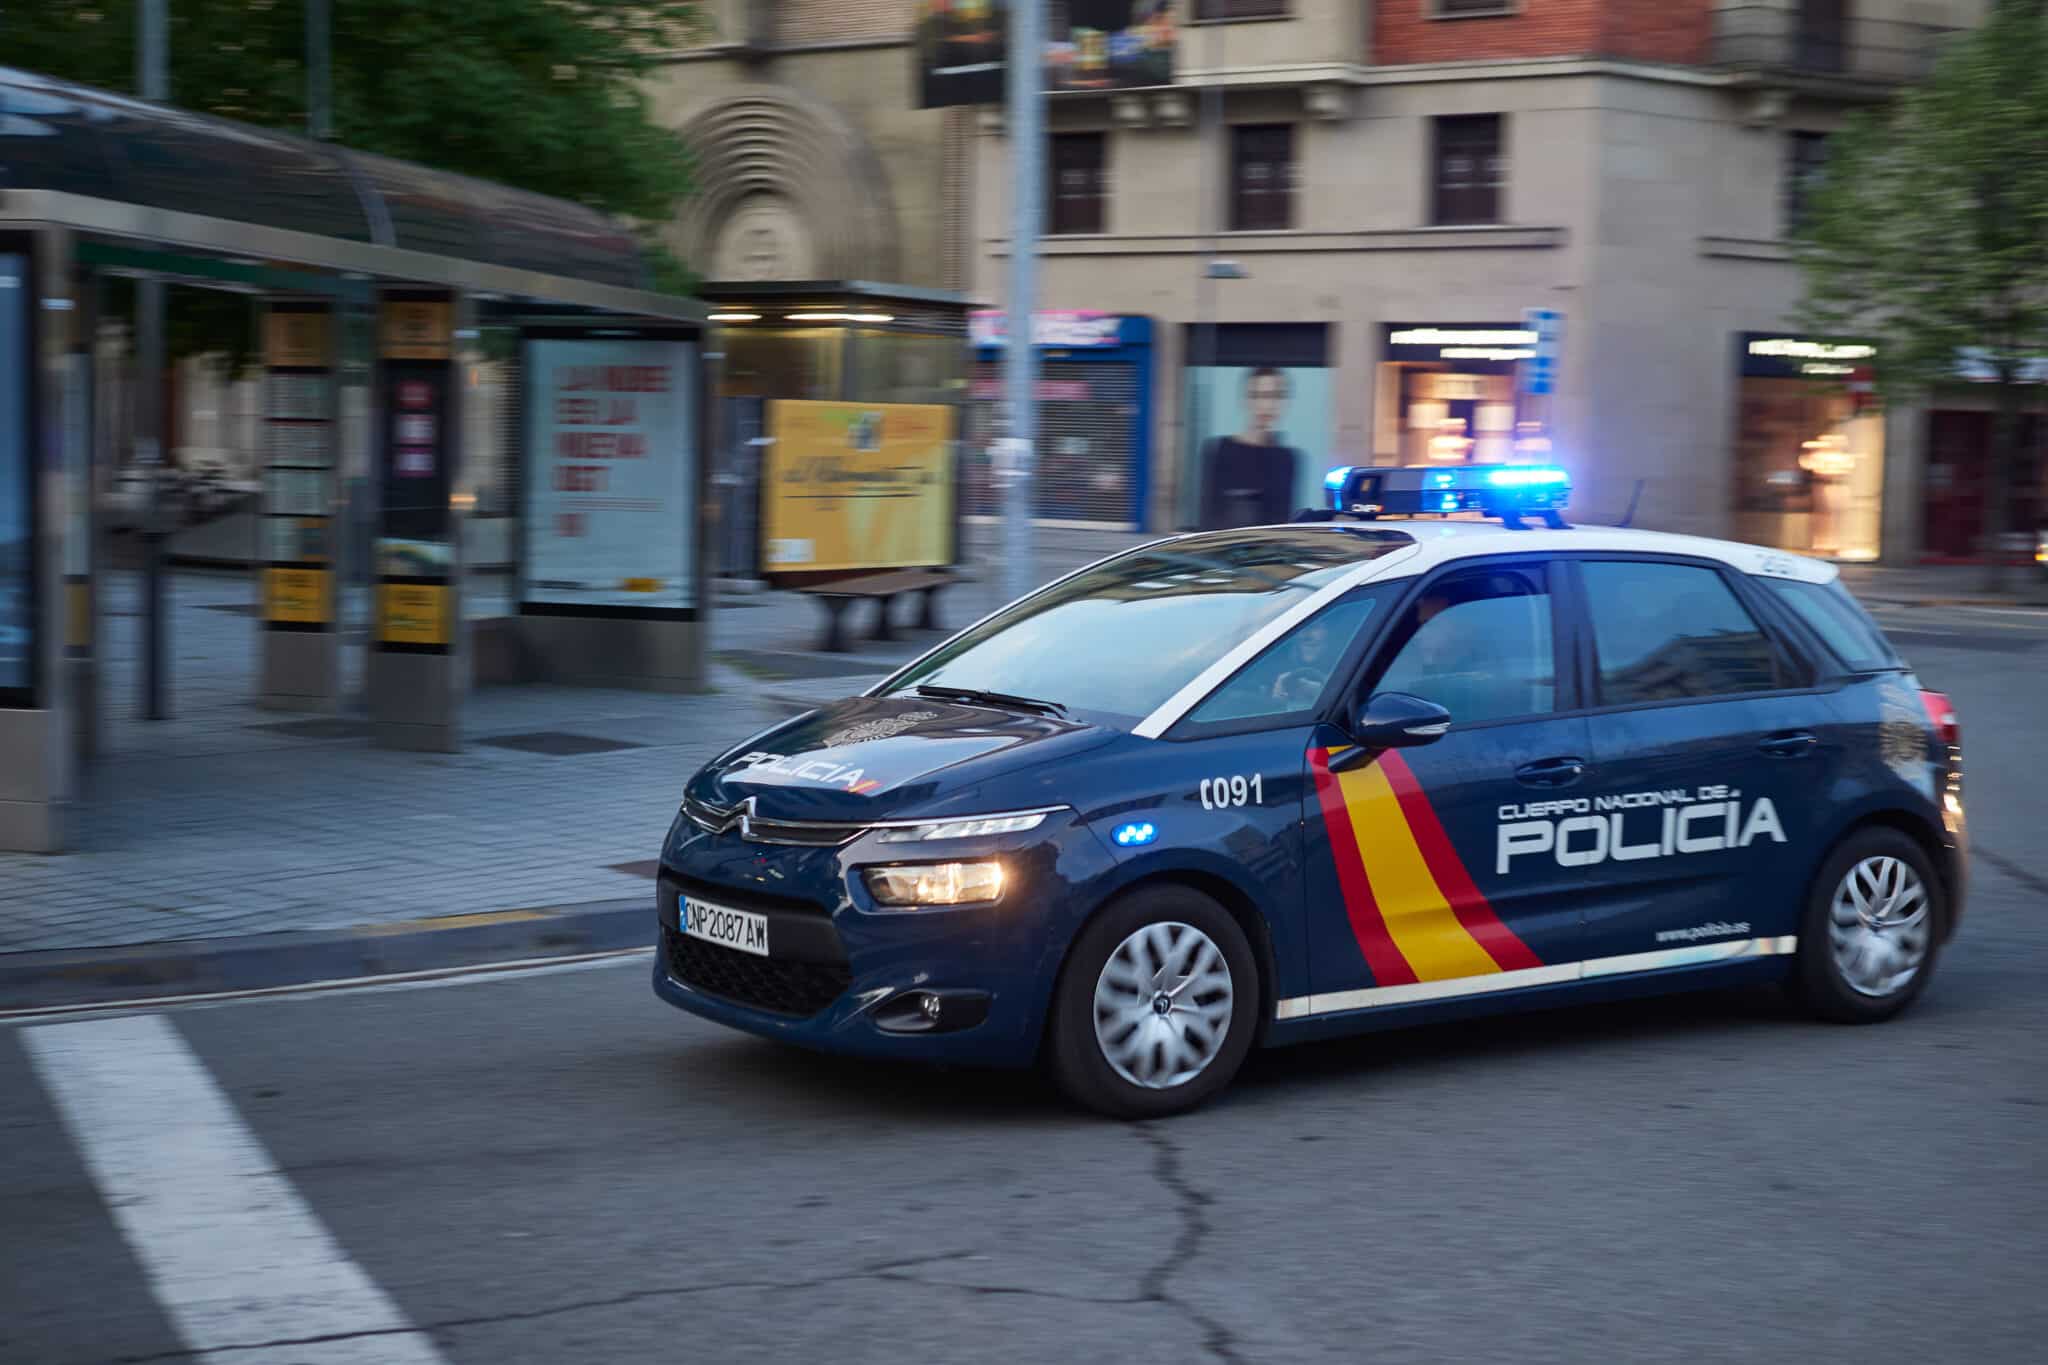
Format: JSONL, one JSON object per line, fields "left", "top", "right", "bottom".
{"left": 689, "top": 695, "right": 1119, "bottom": 822}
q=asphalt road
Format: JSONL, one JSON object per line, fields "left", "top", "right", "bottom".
{"left": 3, "top": 607, "right": 2045, "bottom": 1365}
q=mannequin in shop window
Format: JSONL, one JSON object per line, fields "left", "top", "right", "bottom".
{"left": 1199, "top": 366, "right": 1302, "bottom": 529}
{"left": 1800, "top": 431, "right": 1854, "bottom": 557}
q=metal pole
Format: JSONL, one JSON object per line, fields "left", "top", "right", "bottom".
{"left": 138, "top": 0, "right": 169, "bottom": 720}
{"left": 1190, "top": 14, "right": 1223, "bottom": 531}
{"left": 307, "top": 0, "right": 332, "bottom": 140}
{"left": 1000, "top": 0, "right": 1043, "bottom": 606}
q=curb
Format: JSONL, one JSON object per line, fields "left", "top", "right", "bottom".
{"left": 0, "top": 899, "right": 656, "bottom": 1012}
{"left": 1862, "top": 596, "right": 2048, "bottom": 611}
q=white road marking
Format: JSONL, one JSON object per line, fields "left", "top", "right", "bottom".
{"left": 22, "top": 1014, "right": 450, "bottom": 1364}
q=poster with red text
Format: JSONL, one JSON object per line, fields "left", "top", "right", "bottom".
{"left": 524, "top": 339, "right": 696, "bottom": 609}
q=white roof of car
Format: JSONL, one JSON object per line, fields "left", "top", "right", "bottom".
{"left": 1323, "top": 517, "right": 1842, "bottom": 586}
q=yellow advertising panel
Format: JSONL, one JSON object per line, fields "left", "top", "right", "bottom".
{"left": 264, "top": 309, "right": 330, "bottom": 368}
{"left": 265, "top": 568, "right": 332, "bottom": 625}
{"left": 377, "top": 583, "right": 449, "bottom": 646}
{"left": 762, "top": 401, "right": 954, "bottom": 573}
{"left": 380, "top": 299, "right": 451, "bottom": 360}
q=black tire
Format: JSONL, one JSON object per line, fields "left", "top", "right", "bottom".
{"left": 1045, "top": 885, "right": 1260, "bottom": 1120}
{"left": 1794, "top": 826, "right": 1944, "bottom": 1024}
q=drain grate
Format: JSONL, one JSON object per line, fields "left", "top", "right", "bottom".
{"left": 479, "top": 731, "right": 647, "bottom": 756}
{"left": 251, "top": 717, "right": 370, "bottom": 740}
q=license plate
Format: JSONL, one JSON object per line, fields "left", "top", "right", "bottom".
{"left": 679, "top": 896, "right": 769, "bottom": 958}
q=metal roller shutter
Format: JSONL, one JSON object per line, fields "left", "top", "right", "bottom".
{"left": 965, "top": 359, "right": 1139, "bottom": 526}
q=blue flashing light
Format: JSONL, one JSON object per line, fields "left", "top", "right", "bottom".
{"left": 1431, "top": 471, "right": 1456, "bottom": 488}
{"left": 1486, "top": 466, "right": 1569, "bottom": 488}
{"left": 1112, "top": 821, "right": 1158, "bottom": 847}
{"left": 1440, "top": 493, "right": 1459, "bottom": 512}
{"left": 1324, "top": 465, "right": 1354, "bottom": 491}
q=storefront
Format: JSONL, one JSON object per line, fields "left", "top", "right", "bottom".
{"left": 969, "top": 311, "right": 1153, "bottom": 529}
{"left": 1731, "top": 333, "right": 1884, "bottom": 561}
{"left": 1920, "top": 351, "right": 2048, "bottom": 562}
{"left": 1374, "top": 324, "right": 1542, "bottom": 466}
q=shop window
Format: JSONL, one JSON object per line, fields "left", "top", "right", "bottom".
{"left": 1732, "top": 335, "right": 1885, "bottom": 561}
{"left": 1048, "top": 132, "right": 1108, "bottom": 236}
{"left": 1784, "top": 131, "right": 1831, "bottom": 235}
{"left": 1229, "top": 124, "right": 1296, "bottom": 232}
{"left": 1432, "top": 115, "right": 1503, "bottom": 226}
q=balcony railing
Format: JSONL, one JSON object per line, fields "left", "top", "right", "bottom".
{"left": 1711, "top": 5, "right": 1962, "bottom": 86}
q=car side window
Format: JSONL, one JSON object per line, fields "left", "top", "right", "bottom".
{"left": 1580, "top": 560, "right": 1785, "bottom": 705}
{"left": 1185, "top": 590, "right": 1390, "bottom": 729}
{"left": 1366, "top": 564, "right": 1556, "bottom": 726}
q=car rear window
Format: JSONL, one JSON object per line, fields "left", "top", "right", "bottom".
{"left": 1762, "top": 578, "right": 1902, "bottom": 672}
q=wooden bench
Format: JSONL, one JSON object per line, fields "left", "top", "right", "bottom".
{"left": 793, "top": 568, "right": 960, "bottom": 652}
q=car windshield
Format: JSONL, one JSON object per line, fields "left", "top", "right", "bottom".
{"left": 881, "top": 527, "right": 1411, "bottom": 725}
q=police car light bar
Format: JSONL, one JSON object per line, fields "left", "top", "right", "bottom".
{"left": 1312, "top": 463, "right": 1573, "bottom": 529}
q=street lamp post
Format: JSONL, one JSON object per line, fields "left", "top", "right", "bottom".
{"left": 137, "top": 0, "right": 169, "bottom": 721}
{"left": 1190, "top": 10, "right": 1225, "bottom": 532}
{"left": 1000, "top": 0, "right": 1045, "bottom": 606}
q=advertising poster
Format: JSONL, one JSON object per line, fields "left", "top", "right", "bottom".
{"left": 761, "top": 401, "right": 955, "bottom": 574}
{"left": 0, "top": 252, "right": 30, "bottom": 698}
{"left": 1185, "top": 364, "right": 1334, "bottom": 531}
{"left": 914, "top": 0, "right": 1177, "bottom": 109}
{"left": 524, "top": 338, "right": 696, "bottom": 610}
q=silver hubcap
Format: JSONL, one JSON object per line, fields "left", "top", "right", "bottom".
{"left": 1093, "top": 921, "right": 1235, "bottom": 1090}
{"left": 1829, "top": 855, "right": 1930, "bottom": 998}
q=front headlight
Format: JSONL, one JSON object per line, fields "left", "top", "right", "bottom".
{"left": 863, "top": 861, "right": 1005, "bottom": 907}
{"left": 874, "top": 811, "right": 1051, "bottom": 843}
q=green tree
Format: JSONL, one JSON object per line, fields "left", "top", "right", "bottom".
{"left": 10, "top": 1, "right": 705, "bottom": 367}
{"left": 1793, "top": 0, "right": 2048, "bottom": 590}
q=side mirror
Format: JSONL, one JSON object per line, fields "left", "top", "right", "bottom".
{"left": 1347, "top": 692, "right": 1452, "bottom": 753}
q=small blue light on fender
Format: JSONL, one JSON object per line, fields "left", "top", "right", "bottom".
{"left": 1113, "top": 822, "right": 1157, "bottom": 847}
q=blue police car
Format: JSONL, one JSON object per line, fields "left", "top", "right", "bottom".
{"left": 653, "top": 466, "right": 1966, "bottom": 1117}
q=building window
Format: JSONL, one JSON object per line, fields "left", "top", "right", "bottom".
{"left": 1049, "top": 132, "right": 1107, "bottom": 236}
{"left": 1432, "top": 115, "right": 1504, "bottom": 225}
{"left": 1432, "top": 0, "right": 1519, "bottom": 16}
{"left": 1193, "top": 1, "right": 1290, "bottom": 18}
{"left": 1229, "top": 124, "right": 1295, "bottom": 232}
{"left": 1795, "top": 0, "right": 1849, "bottom": 74}
{"left": 1784, "top": 131, "right": 1831, "bottom": 235}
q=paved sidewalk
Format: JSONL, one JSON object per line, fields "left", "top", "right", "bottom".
{"left": 0, "top": 525, "right": 1147, "bottom": 960}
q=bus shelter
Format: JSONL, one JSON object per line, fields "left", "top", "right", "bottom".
{"left": 698, "top": 279, "right": 972, "bottom": 626}
{"left": 0, "top": 67, "right": 712, "bottom": 853}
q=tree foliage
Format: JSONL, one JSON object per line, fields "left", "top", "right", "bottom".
{"left": 9, "top": 1, "right": 705, "bottom": 365}
{"left": 1793, "top": 0, "right": 2048, "bottom": 577}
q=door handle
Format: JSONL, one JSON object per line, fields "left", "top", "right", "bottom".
{"left": 1515, "top": 756, "right": 1587, "bottom": 788}
{"left": 1759, "top": 730, "right": 1819, "bottom": 758}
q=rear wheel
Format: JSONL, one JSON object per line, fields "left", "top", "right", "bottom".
{"left": 1046, "top": 886, "right": 1259, "bottom": 1120}
{"left": 1795, "top": 827, "right": 1943, "bottom": 1023}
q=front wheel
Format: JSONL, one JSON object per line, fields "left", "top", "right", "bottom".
{"left": 1045, "top": 886, "right": 1260, "bottom": 1120}
{"left": 1795, "top": 826, "right": 1943, "bottom": 1024}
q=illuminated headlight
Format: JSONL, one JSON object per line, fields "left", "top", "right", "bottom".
{"left": 864, "top": 861, "right": 1005, "bottom": 907}
{"left": 874, "top": 812, "right": 1050, "bottom": 843}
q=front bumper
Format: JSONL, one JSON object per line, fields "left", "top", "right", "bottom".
{"left": 647, "top": 818, "right": 1113, "bottom": 1066}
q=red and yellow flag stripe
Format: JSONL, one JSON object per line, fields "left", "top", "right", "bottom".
{"left": 1309, "top": 746, "right": 1543, "bottom": 985}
